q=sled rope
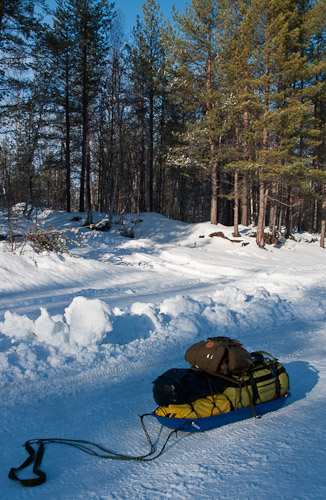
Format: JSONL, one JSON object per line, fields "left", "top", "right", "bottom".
{"left": 8, "top": 414, "right": 185, "bottom": 487}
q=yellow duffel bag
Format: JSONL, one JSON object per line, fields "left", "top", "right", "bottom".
{"left": 223, "top": 354, "right": 289, "bottom": 410}
{"left": 155, "top": 393, "right": 231, "bottom": 419}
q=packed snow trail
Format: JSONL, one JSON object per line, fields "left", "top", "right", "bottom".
{"left": 2, "top": 328, "right": 325, "bottom": 500}
{"left": 1, "top": 211, "right": 326, "bottom": 499}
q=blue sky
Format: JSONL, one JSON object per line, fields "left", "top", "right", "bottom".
{"left": 46, "top": 1, "right": 187, "bottom": 36}
{"left": 115, "top": 0, "right": 186, "bottom": 35}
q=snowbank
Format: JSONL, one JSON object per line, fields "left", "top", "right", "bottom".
{"left": 1, "top": 284, "right": 324, "bottom": 393}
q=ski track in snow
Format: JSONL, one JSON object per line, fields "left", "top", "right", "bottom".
{"left": 0, "top": 211, "right": 326, "bottom": 499}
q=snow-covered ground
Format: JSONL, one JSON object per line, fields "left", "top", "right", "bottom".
{"left": 0, "top": 209, "right": 325, "bottom": 499}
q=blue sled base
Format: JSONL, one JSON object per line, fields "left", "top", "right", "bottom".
{"left": 153, "top": 392, "right": 291, "bottom": 433}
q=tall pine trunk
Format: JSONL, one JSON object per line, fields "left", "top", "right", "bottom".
{"left": 207, "top": 46, "right": 219, "bottom": 225}
{"left": 269, "top": 182, "right": 278, "bottom": 240}
{"left": 233, "top": 169, "right": 240, "bottom": 236}
{"left": 285, "top": 188, "right": 293, "bottom": 238}
{"left": 79, "top": 43, "right": 87, "bottom": 213}
{"left": 80, "top": 38, "right": 92, "bottom": 224}
{"left": 241, "top": 95, "right": 249, "bottom": 226}
{"left": 149, "top": 90, "right": 154, "bottom": 212}
{"left": 233, "top": 112, "right": 240, "bottom": 236}
{"left": 210, "top": 158, "right": 218, "bottom": 225}
{"left": 256, "top": 11, "right": 270, "bottom": 248}
{"left": 65, "top": 55, "right": 71, "bottom": 213}
{"left": 257, "top": 181, "right": 268, "bottom": 248}
{"left": 0, "top": 1, "right": 4, "bottom": 33}
{"left": 241, "top": 173, "right": 248, "bottom": 226}
{"left": 320, "top": 184, "right": 326, "bottom": 248}
{"left": 139, "top": 102, "right": 146, "bottom": 212}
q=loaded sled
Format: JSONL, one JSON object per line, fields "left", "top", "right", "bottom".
{"left": 9, "top": 337, "right": 290, "bottom": 487}
{"left": 152, "top": 337, "right": 291, "bottom": 432}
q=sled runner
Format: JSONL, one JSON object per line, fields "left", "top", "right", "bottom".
{"left": 153, "top": 392, "right": 291, "bottom": 432}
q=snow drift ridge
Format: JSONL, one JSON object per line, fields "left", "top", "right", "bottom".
{"left": 0, "top": 285, "right": 322, "bottom": 392}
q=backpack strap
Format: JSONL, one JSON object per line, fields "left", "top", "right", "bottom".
{"left": 249, "top": 372, "right": 259, "bottom": 404}
{"left": 253, "top": 351, "right": 282, "bottom": 398}
{"left": 173, "top": 378, "right": 201, "bottom": 418}
{"left": 211, "top": 373, "right": 258, "bottom": 419}
{"left": 242, "top": 380, "right": 257, "bottom": 418}
{"left": 255, "top": 350, "right": 278, "bottom": 361}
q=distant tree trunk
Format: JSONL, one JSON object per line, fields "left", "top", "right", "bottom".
{"left": 256, "top": 11, "right": 270, "bottom": 248}
{"left": 320, "top": 220, "right": 325, "bottom": 248}
{"left": 285, "top": 188, "right": 293, "bottom": 238}
{"left": 278, "top": 206, "right": 283, "bottom": 233}
{"left": 206, "top": 45, "right": 219, "bottom": 226}
{"left": 308, "top": 198, "right": 314, "bottom": 234}
{"left": 233, "top": 110, "right": 240, "bottom": 235}
{"left": 79, "top": 54, "right": 86, "bottom": 212}
{"left": 139, "top": 103, "right": 146, "bottom": 212}
{"left": 249, "top": 178, "right": 255, "bottom": 225}
{"left": 269, "top": 182, "right": 278, "bottom": 239}
{"left": 233, "top": 169, "right": 240, "bottom": 236}
{"left": 316, "top": 186, "right": 322, "bottom": 233}
{"left": 65, "top": 55, "right": 71, "bottom": 213}
{"left": 210, "top": 160, "right": 218, "bottom": 225}
{"left": 256, "top": 181, "right": 268, "bottom": 248}
{"left": 320, "top": 185, "right": 326, "bottom": 248}
{"left": 109, "top": 120, "right": 120, "bottom": 218}
{"left": 297, "top": 199, "right": 303, "bottom": 232}
{"left": 80, "top": 37, "right": 92, "bottom": 225}
{"left": 85, "top": 125, "right": 92, "bottom": 224}
{"left": 149, "top": 89, "right": 154, "bottom": 212}
{"left": 269, "top": 206, "right": 277, "bottom": 240}
{"left": 241, "top": 173, "right": 248, "bottom": 226}
{"left": 0, "top": 0, "right": 4, "bottom": 33}
{"left": 241, "top": 95, "right": 249, "bottom": 226}
{"left": 156, "top": 93, "right": 166, "bottom": 213}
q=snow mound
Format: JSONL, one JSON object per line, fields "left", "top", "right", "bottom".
{"left": 0, "top": 297, "right": 113, "bottom": 347}
{"left": 64, "top": 296, "right": 113, "bottom": 346}
{"left": 1, "top": 284, "right": 324, "bottom": 392}
{"left": 0, "top": 311, "right": 35, "bottom": 340}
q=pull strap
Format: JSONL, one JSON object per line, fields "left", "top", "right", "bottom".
{"left": 8, "top": 441, "right": 46, "bottom": 487}
{"left": 8, "top": 414, "right": 183, "bottom": 487}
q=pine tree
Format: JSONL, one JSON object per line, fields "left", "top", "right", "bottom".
{"left": 52, "top": 0, "right": 114, "bottom": 220}
{"left": 49, "top": 0, "right": 78, "bottom": 213}
{"left": 95, "top": 12, "right": 127, "bottom": 216}
{"left": 165, "top": 0, "right": 225, "bottom": 224}
{"left": 246, "top": 0, "right": 313, "bottom": 247}
{"left": 128, "top": 0, "right": 165, "bottom": 212}
{"left": 216, "top": 0, "right": 253, "bottom": 235}
{"left": 0, "top": 0, "right": 49, "bottom": 210}
{"left": 304, "top": 0, "right": 326, "bottom": 246}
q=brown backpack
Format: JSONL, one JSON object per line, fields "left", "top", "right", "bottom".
{"left": 185, "top": 336, "right": 254, "bottom": 376}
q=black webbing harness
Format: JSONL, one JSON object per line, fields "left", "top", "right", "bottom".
{"left": 8, "top": 414, "right": 185, "bottom": 487}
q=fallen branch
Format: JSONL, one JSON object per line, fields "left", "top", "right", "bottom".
{"left": 209, "top": 231, "right": 243, "bottom": 243}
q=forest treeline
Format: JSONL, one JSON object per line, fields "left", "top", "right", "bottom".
{"left": 0, "top": 0, "right": 326, "bottom": 247}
